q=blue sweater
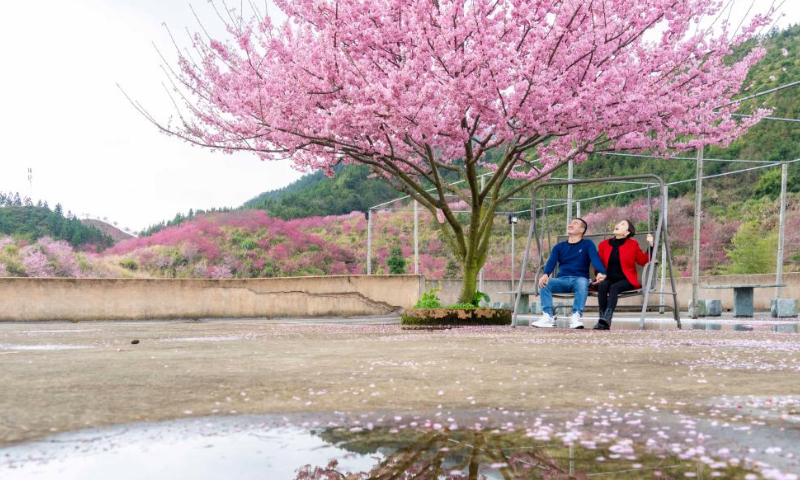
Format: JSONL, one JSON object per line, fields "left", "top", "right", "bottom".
{"left": 544, "top": 239, "right": 606, "bottom": 278}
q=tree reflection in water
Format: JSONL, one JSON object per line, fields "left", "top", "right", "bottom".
{"left": 293, "top": 427, "right": 754, "bottom": 480}
{"left": 295, "top": 428, "right": 569, "bottom": 480}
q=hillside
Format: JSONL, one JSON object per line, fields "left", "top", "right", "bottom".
{"left": 0, "top": 201, "right": 113, "bottom": 250}
{"left": 242, "top": 164, "right": 399, "bottom": 220}
{"left": 81, "top": 219, "right": 134, "bottom": 243}
{"left": 2, "top": 191, "right": 798, "bottom": 279}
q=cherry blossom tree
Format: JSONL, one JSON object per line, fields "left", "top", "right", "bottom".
{"left": 139, "top": 0, "right": 772, "bottom": 302}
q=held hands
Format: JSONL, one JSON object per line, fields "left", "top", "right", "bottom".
{"left": 593, "top": 273, "right": 607, "bottom": 285}
{"left": 647, "top": 233, "right": 654, "bottom": 246}
{"left": 538, "top": 274, "right": 549, "bottom": 288}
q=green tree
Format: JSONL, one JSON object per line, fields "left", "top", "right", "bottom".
{"left": 724, "top": 222, "right": 778, "bottom": 274}
{"left": 0, "top": 201, "right": 112, "bottom": 249}
{"left": 444, "top": 259, "right": 459, "bottom": 279}
{"left": 387, "top": 247, "right": 407, "bottom": 275}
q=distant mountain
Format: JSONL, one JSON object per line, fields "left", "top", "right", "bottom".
{"left": 0, "top": 204, "right": 113, "bottom": 250}
{"left": 81, "top": 219, "right": 134, "bottom": 243}
{"left": 242, "top": 164, "right": 399, "bottom": 220}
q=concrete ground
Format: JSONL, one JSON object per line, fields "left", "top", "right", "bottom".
{"left": 1, "top": 314, "right": 799, "bottom": 449}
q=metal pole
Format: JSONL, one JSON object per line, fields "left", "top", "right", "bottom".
{"left": 512, "top": 189, "right": 538, "bottom": 327}
{"left": 479, "top": 175, "right": 485, "bottom": 293}
{"left": 691, "top": 147, "right": 704, "bottom": 319}
{"left": 576, "top": 201, "right": 581, "bottom": 218}
{"left": 640, "top": 192, "right": 665, "bottom": 329}
{"left": 569, "top": 444, "right": 575, "bottom": 476}
{"left": 413, "top": 201, "right": 419, "bottom": 275}
{"left": 510, "top": 221, "right": 515, "bottom": 304}
{"left": 776, "top": 163, "right": 788, "bottom": 299}
{"left": 367, "top": 209, "right": 372, "bottom": 275}
{"left": 660, "top": 185, "right": 669, "bottom": 315}
{"left": 566, "top": 160, "right": 574, "bottom": 226}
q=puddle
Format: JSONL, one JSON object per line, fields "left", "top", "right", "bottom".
{"left": 517, "top": 316, "right": 800, "bottom": 333}
{"left": 1, "top": 412, "right": 796, "bottom": 480}
{"left": 160, "top": 335, "right": 253, "bottom": 343}
{"left": 686, "top": 320, "right": 799, "bottom": 333}
{"left": 0, "top": 343, "right": 90, "bottom": 351}
{"left": 772, "top": 324, "right": 800, "bottom": 334}
{"left": 20, "top": 329, "right": 103, "bottom": 334}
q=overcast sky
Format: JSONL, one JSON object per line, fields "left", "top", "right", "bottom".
{"left": 0, "top": 1, "right": 797, "bottom": 232}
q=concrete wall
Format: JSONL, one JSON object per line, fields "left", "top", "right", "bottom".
{"left": 3, "top": 272, "right": 795, "bottom": 321}
{"left": 435, "top": 273, "right": 800, "bottom": 312}
{"left": 0, "top": 275, "right": 424, "bottom": 322}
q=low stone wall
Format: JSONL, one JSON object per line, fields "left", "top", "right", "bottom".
{"left": 0, "top": 275, "right": 424, "bottom": 322}
{"left": 435, "top": 273, "right": 800, "bottom": 312}
{"left": 3, "top": 272, "right": 795, "bottom": 321}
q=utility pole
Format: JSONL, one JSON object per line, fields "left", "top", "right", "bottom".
{"left": 413, "top": 201, "right": 419, "bottom": 275}
{"left": 776, "top": 163, "right": 788, "bottom": 299}
{"left": 366, "top": 209, "right": 372, "bottom": 275}
{"left": 691, "top": 147, "right": 704, "bottom": 319}
{"left": 566, "top": 160, "right": 574, "bottom": 226}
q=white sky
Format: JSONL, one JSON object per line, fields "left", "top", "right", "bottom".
{"left": 0, "top": 1, "right": 797, "bottom": 232}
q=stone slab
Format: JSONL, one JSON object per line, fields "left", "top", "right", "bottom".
{"left": 771, "top": 299, "right": 798, "bottom": 318}
{"left": 734, "top": 287, "right": 754, "bottom": 317}
{"left": 528, "top": 301, "right": 542, "bottom": 315}
{"left": 705, "top": 300, "right": 722, "bottom": 317}
{"left": 688, "top": 300, "right": 708, "bottom": 318}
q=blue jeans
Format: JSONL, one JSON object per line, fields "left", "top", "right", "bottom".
{"left": 540, "top": 276, "right": 590, "bottom": 316}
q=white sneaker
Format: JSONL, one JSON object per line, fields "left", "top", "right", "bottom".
{"left": 568, "top": 312, "right": 585, "bottom": 329}
{"left": 532, "top": 313, "right": 556, "bottom": 328}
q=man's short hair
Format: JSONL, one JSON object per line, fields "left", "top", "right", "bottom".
{"left": 574, "top": 217, "right": 588, "bottom": 237}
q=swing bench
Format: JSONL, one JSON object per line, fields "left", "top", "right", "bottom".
{"left": 511, "top": 175, "right": 682, "bottom": 330}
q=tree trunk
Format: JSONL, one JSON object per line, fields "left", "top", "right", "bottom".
{"left": 457, "top": 220, "right": 490, "bottom": 303}
{"left": 458, "top": 255, "right": 480, "bottom": 304}
{"left": 447, "top": 202, "right": 493, "bottom": 304}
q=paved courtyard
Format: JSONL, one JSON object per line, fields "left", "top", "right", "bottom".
{"left": 1, "top": 315, "right": 799, "bottom": 452}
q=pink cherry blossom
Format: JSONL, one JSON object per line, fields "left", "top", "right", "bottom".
{"left": 140, "top": 0, "right": 773, "bottom": 302}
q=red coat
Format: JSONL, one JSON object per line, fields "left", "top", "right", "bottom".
{"left": 597, "top": 238, "right": 651, "bottom": 289}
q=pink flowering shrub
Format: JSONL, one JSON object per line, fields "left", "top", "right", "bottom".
{"left": 21, "top": 247, "right": 55, "bottom": 277}
{"left": 667, "top": 198, "right": 740, "bottom": 276}
{"left": 206, "top": 264, "right": 234, "bottom": 278}
{"left": 101, "top": 211, "right": 361, "bottom": 279}
{"left": 4, "top": 191, "right": 780, "bottom": 280}
{"left": 782, "top": 198, "right": 800, "bottom": 267}
{"left": 0, "top": 236, "right": 135, "bottom": 278}
{"left": 0, "top": 263, "right": 7, "bottom": 276}
{"left": 38, "top": 238, "right": 82, "bottom": 277}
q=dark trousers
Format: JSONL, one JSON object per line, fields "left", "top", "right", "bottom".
{"left": 597, "top": 277, "right": 636, "bottom": 313}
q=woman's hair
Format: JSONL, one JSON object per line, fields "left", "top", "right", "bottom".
{"left": 623, "top": 219, "right": 636, "bottom": 238}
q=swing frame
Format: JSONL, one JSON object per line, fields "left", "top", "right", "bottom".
{"left": 511, "top": 175, "right": 682, "bottom": 330}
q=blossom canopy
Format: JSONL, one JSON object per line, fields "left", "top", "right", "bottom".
{"left": 162, "top": 0, "right": 769, "bottom": 181}
{"left": 144, "top": 0, "right": 773, "bottom": 302}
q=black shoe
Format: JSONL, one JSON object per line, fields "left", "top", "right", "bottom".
{"left": 592, "top": 319, "right": 610, "bottom": 330}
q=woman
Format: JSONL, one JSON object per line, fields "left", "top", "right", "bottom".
{"left": 592, "top": 220, "right": 653, "bottom": 330}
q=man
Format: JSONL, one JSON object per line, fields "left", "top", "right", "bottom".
{"left": 533, "top": 218, "right": 606, "bottom": 329}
